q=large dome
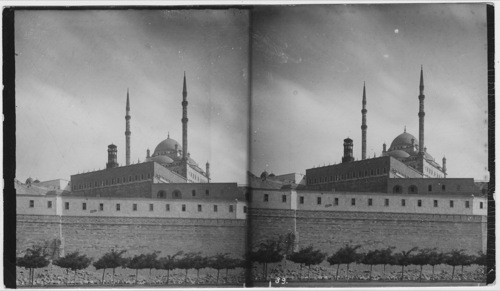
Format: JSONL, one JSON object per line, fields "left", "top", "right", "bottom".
{"left": 390, "top": 132, "right": 418, "bottom": 150}
{"left": 153, "top": 137, "right": 182, "bottom": 156}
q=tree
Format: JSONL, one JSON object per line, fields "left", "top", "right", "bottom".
{"left": 209, "top": 253, "right": 231, "bottom": 284}
{"left": 277, "top": 232, "right": 296, "bottom": 270}
{"left": 176, "top": 252, "right": 197, "bottom": 284}
{"left": 426, "top": 249, "right": 445, "bottom": 280}
{"left": 126, "top": 254, "right": 147, "bottom": 285}
{"left": 93, "top": 249, "right": 127, "bottom": 284}
{"left": 248, "top": 239, "right": 284, "bottom": 279}
{"left": 143, "top": 251, "right": 160, "bottom": 282}
{"left": 190, "top": 253, "right": 209, "bottom": 283}
{"left": 359, "top": 249, "right": 380, "bottom": 280}
{"left": 288, "top": 246, "right": 326, "bottom": 280}
{"left": 392, "top": 247, "right": 418, "bottom": 281}
{"left": 16, "top": 245, "right": 50, "bottom": 286}
{"left": 53, "top": 251, "right": 92, "bottom": 284}
{"left": 377, "top": 246, "right": 396, "bottom": 280}
{"left": 328, "top": 244, "right": 362, "bottom": 281}
{"left": 158, "top": 251, "right": 182, "bottom": 284}
{"left": 327, "top": 252, "right": 342, "bottom": 280}
{"left": 410, "top": 248, "right": 431, "bottom": 282}
{"left": 475, "top": 251, "right": 487, "bottom": 280}
{"left": 444, "top": 249, "right": 469, "bottom": 281}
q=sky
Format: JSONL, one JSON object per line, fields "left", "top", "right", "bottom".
{"left": 15, "top": 9, "right": 250, "bottom": 184}
{"left": 250, "top": 4, "right": 489, "bottom": 181}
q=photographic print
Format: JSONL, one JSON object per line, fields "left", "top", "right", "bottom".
{"left": 5, "top": 2, "right": 494, "bottom": 289}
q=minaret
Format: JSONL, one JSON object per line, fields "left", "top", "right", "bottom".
{"left": 418, "top": 66, "right": 425, "bottom": 155}
{"left": 442, "top": 156, "right": 447, "bottom": 178}
{"left": 361, "top": 82, "right": 367, "bottom": 160}
{"left": 182, "top": 72, "right": 188, "bottom": 161}
{"left": 125, "top": 89, "right": 131, "bottom": 166}
{"left": 206, "top": 161, "right": 210, "bottom": 182}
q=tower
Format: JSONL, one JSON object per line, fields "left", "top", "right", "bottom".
{"left": 442, "top": 156, "right": 447, "bottom": 178}
{"left": 342, "top": 138, "right": 354, "bottom": 163}
{"left": 206, "top": 161, "right": 210, "bottom": 182}
{"left": 106, "top": 144, "right": 118, "bottom": 169}
{"left": 125, "top": 89, "right": 131, "bottom": 166}
{"left": 418, "top": 66, "right": 425, "bottom": 155}
{"left": 182, "top": 72, "right": 188, "bottom": 161}
{"left": 361, "top": 82, "right": 367, "bottom": 160}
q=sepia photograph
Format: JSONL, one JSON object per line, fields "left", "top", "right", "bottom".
{"left": 4, "top": 2, "right": 494, "bottom": 289}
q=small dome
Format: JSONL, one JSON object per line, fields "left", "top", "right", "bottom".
{"left": 388, "top": 150, "right": 411, "bottom": 159}
{"left": 34, "top": 179, "right": 40, "bottom": 183}
{"left": 150, "top": 155, "right": 174, "bottom": 165}
{"left": 153, "top": 137, "right": 182, "bottom": 156}
{"left": 25, "top": 177, "right": 33, "bottom": 184}
{"left": 390, "top": 132, "right": 418, "bottom": 150}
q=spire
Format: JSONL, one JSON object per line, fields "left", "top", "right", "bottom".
{"left": 361, "top": 82, "right": 367, "bottom": 160}
{"left": 181, "top": 72, "right": 189, "bottom": 161}
{"left": 125, "top": 89, "right": 131, "bottom": 166}
{"left": 182, "top": 71, "right": 187, "bottom": 97}
{"left": 418, "top": 66, "right": 426, "bottom": 156}
{"left": 168, "top": 131, "right": 170, "bottom": 139}
{"left": 419, "top": 65, "right": 424, "bottom": 95}
{"left": 404, "top": 125, "right": 406, "bottom": 133}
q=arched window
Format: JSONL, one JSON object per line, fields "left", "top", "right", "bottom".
{"left": 192, "top": 190, "right": 196, "bottom": 196}
{"left": 408, "top": 185, "right": 418, "bottom": 194}
{"left": 157, "top": 190, "right": 166, "bottom": 198}
{"left": 428, "top": 185, "right": 432, "bottom": 192}
{"left": 393, "top": 185, "right": 402, "bottom": 194}
{"left": 173, "top": 190, "right": 182, "bottom": 199}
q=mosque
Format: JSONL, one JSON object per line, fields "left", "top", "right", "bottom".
{"left": 16, "top": 68, "right": 488, "bottom": 259}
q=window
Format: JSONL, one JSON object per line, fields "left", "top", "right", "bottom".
{"left": 368, "top": 198, "right": 373, "bottom": 206}
{"left": 401, "top": 199, "right": 406, "bottom": 207}
{"left": 198, "top": 205, "right": 202, "bottom": 212}
{"left": 141, "top": 174, "right": 144, "bottom": 180}
{"left": 148, "top": 173, "right": 151, "bottom": 179}
{"left": 480, "top": 202, "right": 484, "bottom": 209}
{"left": 385, "top": 199, "right": 389, "bottom": 206}
{"left": 264, "top": 194, "right": 269, "bottom": 202}
{"left": 182, "top": 204, "right": 186, "bottom": 212}
{"left": 99, "top": 203, "right": 104, "bottom": 211}
{"left": 317, "top": 197, "right": 322, "bottom": 205}
{"left": 370, "top": 169, "right": 374, "bottom": 175}
{"left": 65, "top": 202, "right": 70, "bottom": 210}
{"left": 417, "top": 200, "right": 422, "bottom": 207}
{"left": 376, "top": 169, "right": 380, "bottom": 175}
{"left": 408, "top": 185, "right": 418, "bottom": 194}
{"left": 47, "top": 201, "right": 52, "bottom": 208}
{"left": 442, "top": 185, "right": 446, "bottom": 191}
{"left": 173, "top": 190, "right": 181, "bottom": 199}
{"left": 334, "top": 198, "right": 339, "bottom": 206}
{"left": 135, "top": 175, "right": 138, "bottom": 181}
{"left": 465, "top": 201, "right": 470, "bottom": 208}
{"left": 133, "top": 204, "right": 137, "bottom": 211}
{"left": 351, "top": 198, "right": 356, "bottom": 206}
{"left": 282, "top": 195, "right": 287, "bottom": 203}
{"left": 192, "top": 190, "right": 196, "bottom": 196}
{"left": 82, "top": 203, "right": 87, "bottom": 210}
{"left": 95, "top": 181, "right": 98, "bottom": 187}
{"left": 299, "top": 196, "right": 304, "bottom": 204}
{"left": 450, "top": 200, "right": 454, "bottom": 208}
{"left": 393, "top": 185, "right": 402, "bottom": 194}
{"left": 243, "top": 206, "right": 247, "bottom": 213}
{"left": 29, "top": 200, "right": 34, "bottom": 208}
{"left": 149, "top": 204, "right": 154, "bottom": 211}
{"left": 157, "top": 191, "right": 166, "bottom": 198}
{"left": 166, "top": 204, "right": 170, "bottom": 211}
{"left": 229, "top": 205, "right": 234, "bottom": 212}
{"left": 383, "top": 167, "right": 387, "bottom": 174}
{"left": 129, "top": 176, "right": 132, "bottom": 182}
{"left": 206, "top": 189, "right": 209, "bottom": 196}
{"left": 433, "top": 200, "right": 438, "bottom": 207}
{"left": 111, "top": 178, "right": 115, "bottom": 185}
{"left": 116, "top": 204, "right": 121, "bottom": 211}
{"left": 428, "top": 185, "right": 432, "bottom": 192}
{"left": 245, "top": 192, "right": 251, "bottom": 202}
{"left": 214, "top": 205, "right": 218, "bottom": 212}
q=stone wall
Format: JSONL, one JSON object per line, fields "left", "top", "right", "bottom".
{"left": 17, "top": 215, "right": 247, "bottom": 258}
{"left": 248, "top": 208, "right": 487, "bottom": 254}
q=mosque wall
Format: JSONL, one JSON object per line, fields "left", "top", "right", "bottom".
{"left": 151, "top": 182, "right": 245, "bottom": 200}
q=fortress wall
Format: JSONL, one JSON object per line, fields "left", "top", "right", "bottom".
{"left": 249, "top": 209, "right": 486, "bottom": 254}
{"left": 17, "top": 215, "right": 247, "bottom": 259}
